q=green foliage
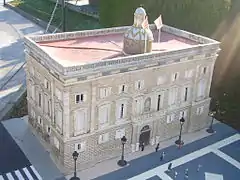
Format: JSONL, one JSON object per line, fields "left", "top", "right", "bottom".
{"left": 100, "top": 0, "right": 231, "bottom": 36}
{"left": 10, "top": 0, "right": 101, "bottom": 31}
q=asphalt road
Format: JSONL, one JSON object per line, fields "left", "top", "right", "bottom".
{"left": 0, "top": 122, "right": 30, "bottom": 174}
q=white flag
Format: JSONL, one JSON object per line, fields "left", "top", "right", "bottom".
{"left": 154, "top": 15, "right": 163, "bottom": 29}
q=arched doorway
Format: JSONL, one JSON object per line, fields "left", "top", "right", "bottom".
{"left": 139, "top": 125, "right": 151, "bottom": 145}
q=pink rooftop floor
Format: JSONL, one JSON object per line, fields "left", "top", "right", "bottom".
{"left": 38, "top": 30, "right": 198, "bottom": 67}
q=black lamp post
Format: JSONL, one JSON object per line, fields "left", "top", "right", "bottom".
{"left": 117, "top": 136, "right": 127, "bottom": 167}
{"left": 206, "top": 110, "right": 216, "bottom": 133}
{"left": 70, "top": 151, "right": 80, "bottom": 180}
{"left": 175, "top": 117, "right": 185, "bottom": 146}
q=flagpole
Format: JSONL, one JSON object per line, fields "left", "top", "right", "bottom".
{"left": 144, "top": 30, "right": 147, "bottom": 53}
{"left": 158, "top": 29, "right": 161, "bottom": 43}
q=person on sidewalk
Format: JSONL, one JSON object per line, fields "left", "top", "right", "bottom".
{"left": 141, "top": 142, "right": 145, "bottom": 151}
{"left": 155, "top": 143, "right": 160, "bottom": 152}
{"left": 160, "top": 151, "right": 165, "bottom": 161}
{"left": 167, "top": 163, "right": 172, "bottom": 172}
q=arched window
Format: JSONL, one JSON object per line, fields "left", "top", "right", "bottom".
{"left": 144, "top": 97, "right": 151, "bottom": 112}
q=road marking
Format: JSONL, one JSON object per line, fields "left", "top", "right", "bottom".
{"left": 6, "top": 173, "right": 14, "bottom": 180}
{"left": 23, "top": 167, "right": 34, "bottom": 180}
{"left": 212, "top": 149, "right": 240, "bottom": 169}
{"left": 0, "top": 176, "right": 4, "bottom": 180}
{"left": 14, "top": 170, "right": 24, "bottom": 180}
{"left": 128, "top": 134, "right": 240, "bottom": 180}
{"left": 205, "top": 172, "right": 224, "bottom": 180}
{"left": 30, "top": 165, "right": 42, "bottom": 180}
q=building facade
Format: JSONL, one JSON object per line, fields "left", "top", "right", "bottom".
{"left": 24, "top": 8, "right": 220, "bottom": 172}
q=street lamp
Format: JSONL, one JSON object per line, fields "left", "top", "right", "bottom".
{"left": 70, "top": 151, "right": 80, "bottom": 180}
{"left": 206, "top": 110, "right": 216, "bottom": 133}
{"left": 117, "top": 136, "right": 127, "bottom": 167}
{"left": 175, "top": 117, "right": 185, "bottom": 146}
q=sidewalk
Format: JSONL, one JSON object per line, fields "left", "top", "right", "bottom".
{"left": 0, "top": 4, "right": 43, "bottom": 120}
{"left": 2, "top": 117, "right": 66, "bottom": 180}
{"left": 65, "top": 120, "right": 219, "bottom": 180}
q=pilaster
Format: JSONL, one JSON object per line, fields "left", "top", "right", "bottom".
{"left": 90, "top": 86, "right": 97, "bottom": 132}
{"left": 63, "top": 91, "right": 70, "bottom": 139}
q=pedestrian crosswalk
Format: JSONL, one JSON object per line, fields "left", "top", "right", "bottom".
{"left": 0, "top": 165, "right": 42, "bottom": 180}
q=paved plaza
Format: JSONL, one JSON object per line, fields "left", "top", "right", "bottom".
{"left": 92, "top": 123, "right": 239, "bottom": 180}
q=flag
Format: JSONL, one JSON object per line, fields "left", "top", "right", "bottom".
{"left": 154, "top": 15, "right": 163, "bottom": 29}
{"left": 142, "top": 16, "right": 149, "bottom": 29}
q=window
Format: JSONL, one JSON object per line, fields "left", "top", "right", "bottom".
{"left": 115, "top": 129, "right": 125, "bottom": 139}
{"left": 157, "top": 76, "right": 165, "bottom": 85}
{"left": 202, "top": 67, "right": 207, "bottom": 74}
{"left": 47, "top": 126, "right": 51, "bottom": 134}
{"left": 38, "top": 93, "right": 42, "bottom": 107}
{"left": 76, "top": 93, "right": 85, "bottom": 103}
{"left": 48, "top": 100, "right": 51, "bottom": 116}
{"left": 37, "top": 116, "right": 42, "bottom": 125}
{"left": 185, "top": 70, "right": 193, "bottom": 79}
{"left": 119, "top": 84, "right": 127, "bottom": 93}
{"left": 120, "top": 104, "right": 124, "bottom": 118}
{"left": 135, "top": 80, "right": 144, "bottom": 90}
{"left": 197, "top": 106, "right": 204, "bottom": 115}
{"left": 54, "top": 137, "right": 60, "bottom": 149}
{"left": 157, "top": 95, "right": 161, "bottom": 111}
{"left": 31, "top": 86, "right": 35, "bottom": 100}
{"left": 184, "top": 87, "right": 188, "bottom": 101}
{"left": 55, "top": 88, "right": 62, "bottom": 100}
{"left": 135, "top": 99, "right": 142, "bottom": 114}
{"left": 30, "top": 66, "right": 34, "bottom": 76}
{"left": 197, "top": 80, "right": 206, "bottom": 98}
{"left": 56, "top": 109, "right": 63, "bottom": 130}
{"left": 100, "top": 87, "right": 111, "bottom": 98}
{"left": 168, "top": 87, "right": 178, "bottom": 105}
{"left": 144, "top": 97, "right": 151, "bottom": 112}
{"left": 74, "top": 142, "right": 86, "bottom": 152}
{"left": 44, "top": 79, "right": 50, "bottom": 90}
{"left": 98, "top": 133, "right": 109, "bottom": 144}
{"left": 172, "top": 72, "right": 179, "bottom": 81}
{"left": 75, "top": 110, "right": 87, "bottom": 134}
{"left": 179, "top": 110, "right": 187, "bottom": 119}
{"left": 98, "top": 105, "right": 109, "bottom": 126}
{"left": 167, "top": 114, "right": 175, "bottom": 123}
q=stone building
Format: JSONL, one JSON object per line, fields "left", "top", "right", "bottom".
{"left": 24, "top": 8, "right": 220, "bottom": 172}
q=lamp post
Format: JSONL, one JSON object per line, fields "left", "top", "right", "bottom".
{"left": 175, "top": 117, "right": 185, "bottom": 146}
{"left": 117, "top": 136, "right": 127, "bottom": 167}
{"left": 70, "top": 151, "right": 80, "bottom": 180}
{"left": 61, "top": 0, "right": 66, "bottom": 32}
{"left": 206, "top": 110, "right": 216, "bottom": 133}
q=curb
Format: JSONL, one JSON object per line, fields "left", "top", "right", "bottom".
{"left": 5, "top": 3, "right": 61, "bottom": 33}
{"left": 0, "top": 85, "right": 27, "bottom": 121}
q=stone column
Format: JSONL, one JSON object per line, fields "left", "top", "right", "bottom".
{"left": 90, "top": 86, "right": 97, "bottom": 132}
{"left": 131, "top": 124, "right": 138, "bottom": 152}
{"left": 155, "top": 136, "right": 160, "bottom": 144}
{"left": 62, "top": 91, "right": 70, "bottom": 139}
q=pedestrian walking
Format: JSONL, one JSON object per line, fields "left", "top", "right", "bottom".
{"left": 141, "top": 142, "right": 145, "bottom": 151}
{"left": 160, "top": 151, "right": 165, "bottom": 161}
{"left": 184, "top": 168, "right": 189, "bottom": 179}
{"left": 167, "top": 163, "right": 172, "bottom": 172}
{"left": 197, "top": 164, "right": 202, "bottom": 172}
{"left": 155, "top": 143, "right": 160, "bottom": 152}
{"left": 174, "top": 171, "right": 178, "bottom": 179}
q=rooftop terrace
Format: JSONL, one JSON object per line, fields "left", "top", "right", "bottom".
{"left": 37, "top": 29, "right": 198, "bottom": 67}
{"left": 25, "top": 25, "right": 219, "bottom": 76}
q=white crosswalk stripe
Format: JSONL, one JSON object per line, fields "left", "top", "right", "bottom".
{"left": 30, "top": 166, "right": 42, "bottom": 180}
{"left": 6, "top": 173, "right": 14, "bottom": 180}
{"left": 14, "top": 170, "right": 24, "bottom": 180}
{"left": 0, "top": 165, "right": 42, "bottom": 180}
{"left": 23, "top": 167, "right": 34, "bottom": 180}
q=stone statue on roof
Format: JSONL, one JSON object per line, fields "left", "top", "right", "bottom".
{"left": 123, "top": 7, "right": 154, "bottom": 55}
